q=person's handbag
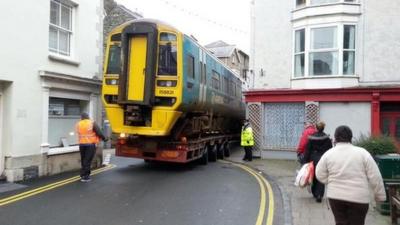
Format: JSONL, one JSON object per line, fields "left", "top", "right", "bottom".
{"left": 294, "top": 161, "right": 314, "bottom": 188}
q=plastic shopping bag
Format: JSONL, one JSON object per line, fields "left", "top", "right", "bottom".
{"left": 294, "top": 162, "right": 314, "bottom": 188}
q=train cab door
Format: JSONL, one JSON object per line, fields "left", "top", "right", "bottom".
{"left": 127, "top": 35, "right": 147, "bottom": 102}
{"left": 119, "top": 22, "right": 157, "bottom": 106}
{"left": 381, "top": 112, "right": 400, "bottom": 148}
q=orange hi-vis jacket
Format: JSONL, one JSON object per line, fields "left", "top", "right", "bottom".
{"left": 76, "top": 119, "right": 99, "bottom": 144}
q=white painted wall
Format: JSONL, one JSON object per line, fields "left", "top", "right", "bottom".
{"left": 0, "top": 0, "right": 102, "bottom": 159}
{"left": 359, "top": 0, "right": 400, "bottom": 85}
{"left": 251, "top": 0, "right": 400, "bottom": 90}
{"left": 251, "top": 0, "right": 293, "bottom": 89}
{"left": 320, "top": 102, "right": 371, "bottom": 142}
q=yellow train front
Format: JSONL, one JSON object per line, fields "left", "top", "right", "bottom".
{"left": 102, "top": 19, "right": 245, "bottom": 162}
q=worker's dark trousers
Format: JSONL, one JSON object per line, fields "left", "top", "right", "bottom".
{"left": 243, "top": 146, "right": 253, "bottom": 161}
{"left": 329, "top": 198, "right": 369, "bottom": 225}
{"left": 79, "top": 144, "right": 96, "bottom": 178}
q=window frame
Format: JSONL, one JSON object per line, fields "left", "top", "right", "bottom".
{"left": 157, "top": 32, "right": 178, "bottom": 76}
{"left": 294, "top": 28, "right": 305, "bottom": 77}
{"left": 186, "top": 54, "right": 195, "bottom": 79}
{"left": 212, "top": 70, "right": 221, "bottom": 90}
{"left": 49, "top": 0, "right": 74, "bottom": 57}
{"left": 292, "top": 23, "right": 357, "bottom": 78}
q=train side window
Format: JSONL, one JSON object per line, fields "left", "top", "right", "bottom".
{"left": 158, "top": 42, "right": 177, "bottom": 75}
{"left": 223, "top": 77, "right": 229, "bottom": 93}
{"left": 187, "top": 55, "right": 195, "bottom": 79}
{"left": 106, "top": 45, "right": 121, "bottom": 75}
{"left": 212, "top": 70, "right": 220, "bottom": 90}
{"left": 201, "top": 64, "right": 206, "bottom": 84}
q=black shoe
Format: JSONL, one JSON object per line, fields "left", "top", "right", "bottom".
{"left": 316, "top": 196, "right": 322, "bottom": 203}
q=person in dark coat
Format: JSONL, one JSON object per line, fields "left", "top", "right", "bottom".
{"left": 303, "top": 121, "right": 332, "bottom": 202}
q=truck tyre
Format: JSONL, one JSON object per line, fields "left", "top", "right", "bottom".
{"left": 208, "top": 145, "right": 217, "bottom": 162}
{"left": 217, "top": 144, "right": 224, "bottom": 159}
{"left": 199, "top": 146, "right": 208, "bottom": 165}
{"left": 223, "top": 143, "right": 230, "bottom": 157}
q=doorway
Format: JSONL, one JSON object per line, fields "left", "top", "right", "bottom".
{"left": 380, "top": 112, "right": 400, "bottom": 145}
{"left": 380, "top": 101, "right": 400, "bottom": 151}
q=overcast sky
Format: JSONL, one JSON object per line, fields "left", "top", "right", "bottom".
{"left": 116, "top": 0, "right": 251, "bottom": 53}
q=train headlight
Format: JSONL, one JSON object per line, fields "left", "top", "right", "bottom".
{"left": 106, "top": 79, "right": 119, "bottom": 85}
{"left": 157, "top": 80, "right": 177, "bottom": 87}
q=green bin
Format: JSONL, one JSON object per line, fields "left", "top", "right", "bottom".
{"left": 375, "top": 154, "right": 400, "bottom": 215}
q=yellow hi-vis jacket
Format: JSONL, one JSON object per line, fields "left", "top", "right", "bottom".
{"left": 76, "top": 119, "right": 99, "bottom": 144}
{"left": 241, "top": 126, "right": 254, "bottom": 146}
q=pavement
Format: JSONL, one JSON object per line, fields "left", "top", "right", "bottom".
{"left": 228, "top": 148, "right": 391, "bottom": 225}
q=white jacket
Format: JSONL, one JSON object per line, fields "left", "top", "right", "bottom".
{"left": 316, "top": 143, "right": 386, "bottom": 204}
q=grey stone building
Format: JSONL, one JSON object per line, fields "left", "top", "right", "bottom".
{"left": 103, "top": 0, "right": 142, "bottom": 50}
{"left": 205, "top": 41, "right": 250, "bottom": 82}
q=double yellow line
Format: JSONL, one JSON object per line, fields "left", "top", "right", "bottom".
{"left": 0, "top": 164, "right": 115, "bottom": 207}
{"left": 220, "top": 160, "right": 274, "bottom": 225}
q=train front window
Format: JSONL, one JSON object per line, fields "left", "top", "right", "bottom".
{"left": 106, "top": 45, "right": 121, "bottom": 75}
{"left": 158, "top": 32, "right": 177, "bottom": 76}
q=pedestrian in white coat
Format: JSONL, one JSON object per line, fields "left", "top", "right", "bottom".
{"left": 316, "top": 125, "right": 386, "bottom": 225}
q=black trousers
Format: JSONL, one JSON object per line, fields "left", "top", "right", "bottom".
{"left": 311, "top": 172, "right": 325, "bottom": 198}
{"left": 243, "top": 146, "right": 253, "bottom": 161}
{"left": 329, "top": 198, "right": 369, "bottom": 225}
{"left": 79, "top": 144, "right": 96, "bottom": 178}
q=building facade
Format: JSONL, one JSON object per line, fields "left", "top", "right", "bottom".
{"left": 0, "top": 0, "right": 104, "bottom": 181}
{"left": 205, "top": 41, "right": 250, "bottom": 84}
{"left": 248, "top": 0, "right": 400, "bottom": 154}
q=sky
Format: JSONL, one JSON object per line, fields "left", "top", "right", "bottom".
{"left": 116, "top": 0, "right": 251, "bottom": 53}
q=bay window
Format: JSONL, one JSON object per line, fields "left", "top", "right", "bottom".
{"left": 293, "top": 24, "right": 356, "bottom": 77}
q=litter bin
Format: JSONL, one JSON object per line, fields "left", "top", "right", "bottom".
{"left": 375, "top": 154, "right": 400, "bottom": 215}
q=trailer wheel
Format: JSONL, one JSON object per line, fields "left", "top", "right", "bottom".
{"left": 199, "top": 146, "right": 208, "bottom": 165}
{"left": 223, "top": 143, "right": 230, "bottom": 157}
{"left": 208, "top": 145, "right": 217, "bottom": 162}
{"left": 217, "top": 144, "right": 224, "bottom": 159}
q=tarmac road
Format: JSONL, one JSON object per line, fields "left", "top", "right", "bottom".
{"left": 0, "top": 155, "right": 281, "bottom": 225}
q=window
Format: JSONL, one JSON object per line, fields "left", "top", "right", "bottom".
{"left": 49, "top": 0, "right": 72, "bottom": 56}
{"left": 297, "top": 0, "right": 355, "bottom": 7}
{"left": 212, "top": 71, "right": 220, "bottom": 90}
{"left": 309, "top": 26, "right": 338, "bottom": 75}
{"left": 296, "top": 0, "right": 306, "bottom": 6}
{"left": 223, "top": 77, "right": 229, "bottom": 93}
{"left": 49, "top": 97, "right": 82, "bottom": 116}
{"left": 48, "top": 97, "right": 88, "bottom": 147}
{"left": 310, "top": 0, "right": 339, "bottom": 5}
{"left": 343, "top": 25, "right": 355, "bottom": 75}
{"left": 293, "top": 24, "right": 356, "bottom": 77}
{"left": 294, "top": 29, "right": 305, "bottom": 77}
{"left": 158, "top": 33, "right": 177, "bottom": 76}
{"left": 106, "top": 45, "right": 121, "bottom": 75}
{"left": 187, "top": 55, "right": 195, "bottom": 79}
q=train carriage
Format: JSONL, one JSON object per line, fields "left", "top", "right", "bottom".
{"left": 102, "top": 19, "right": 245, "bottom": 163}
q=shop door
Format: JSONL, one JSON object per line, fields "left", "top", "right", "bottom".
{"left": 381, "top": 112, "right": 400, "bottom": 147}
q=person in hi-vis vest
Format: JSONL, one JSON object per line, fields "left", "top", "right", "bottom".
{"left": 76, "top": 113, "right": 108, "bottom": 182}
{"left": 241, "top": 119, "right": 254, "bottom": 161}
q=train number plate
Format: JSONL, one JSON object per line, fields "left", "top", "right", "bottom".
{"left": 157, "top": 89, "right": 175, "bottom": 95}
